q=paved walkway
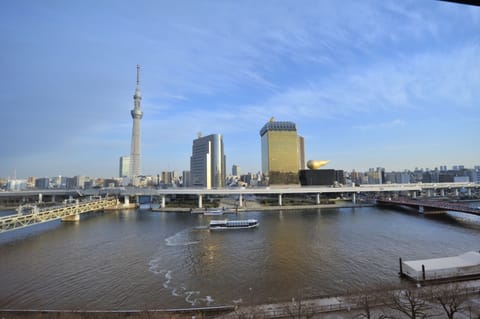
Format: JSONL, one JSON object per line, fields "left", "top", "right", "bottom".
{"left": 218, "top": 280, "right": 480, "bottom": 318}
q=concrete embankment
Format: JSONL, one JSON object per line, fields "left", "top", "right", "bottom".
{"left": 151, "top": 203, "right": 374, "bottom": 213}
{"left": 0, "top": 305, "right": 235, "bottom": 319}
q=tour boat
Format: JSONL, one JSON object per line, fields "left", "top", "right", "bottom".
{"left": 209, "top": 219, "right": 259, "bottom": 230}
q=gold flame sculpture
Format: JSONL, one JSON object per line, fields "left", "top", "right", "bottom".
{"left": 307, "top": 160, "right": 330, "bottom": 170}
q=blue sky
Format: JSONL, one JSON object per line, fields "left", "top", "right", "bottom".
{"left": 1, "top": 0, "right": 479, "bottom": 178}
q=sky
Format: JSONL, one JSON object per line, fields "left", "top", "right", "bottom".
{"left": 1, "top": 0, "right": 479, "bottom": 179}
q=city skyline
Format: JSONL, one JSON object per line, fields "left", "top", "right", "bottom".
{"left": 1, "top": 1, "right": 480, "bottom": 178}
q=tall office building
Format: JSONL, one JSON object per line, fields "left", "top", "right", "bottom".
{"left": 129, "top": 65, "right": 143, "bottom": 179}
{"left": 260, "top": 119, "right": 304, "bottom": 184}
{"left": 119, "top": 156, "right": 130, "bottom": 178}
{"left": 190, "top": 133, "right": 226, "bottom": 189}
{"left": 298, "top": 136, "right": 305, "bottom": 170}
{"left": 232, "top": 164, "right": 241, "bottom": 177}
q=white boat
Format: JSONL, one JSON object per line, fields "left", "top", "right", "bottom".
{"left": 204, "top": 210, "right": 224, "bottom": 216}
{"left": 209, "top": 219, "right": 259, "bottom": 230}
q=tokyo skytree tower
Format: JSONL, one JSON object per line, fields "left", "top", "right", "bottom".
{"left": 130, "top": 64, "right": 143, "bottom": 178}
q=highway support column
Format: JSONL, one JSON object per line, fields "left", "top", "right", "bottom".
{"left": 161, "top": 195, "right": 166, "bottom": 208}
{"left": 198, "top": 195, "right": 203, "bottom": 209}
{"left": 238, "top": 193, "right": 243, "bottom": 207}
{"left": 352, "top": 193, "right": 356, "bottom": 205}
{"left": 278, "top": 194, "right": 283, "bottom": 206}
{"left": 316, "top": 193, "right": 320, "bottom": 205}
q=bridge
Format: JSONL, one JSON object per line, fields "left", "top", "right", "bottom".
{"left": 0, "top": 197, "right": 118, "bottom": 234}
{"left": 377, "top": 197, "right": 480, "bottom": 215}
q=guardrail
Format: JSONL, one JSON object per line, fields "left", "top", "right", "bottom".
{"left": 0, "top": 197, "right": 118, "bottom": 234}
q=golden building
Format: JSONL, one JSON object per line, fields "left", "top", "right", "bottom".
{"left": 260, "top": 119, "right": 304, "bottom": 184}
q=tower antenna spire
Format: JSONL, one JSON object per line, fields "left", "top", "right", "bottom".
{"left": 136, "top": 64, "right": 140, "bottom": 85}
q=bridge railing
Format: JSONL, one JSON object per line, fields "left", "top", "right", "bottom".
{"left": 0, "top": 197, "right": 118, "bottom": 233}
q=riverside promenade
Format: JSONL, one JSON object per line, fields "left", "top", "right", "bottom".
{"left": 220, "top": 279, "right": 480, "bottom": 319}
{"left": 3, "top": 281, "right": 479, "bottom": 318}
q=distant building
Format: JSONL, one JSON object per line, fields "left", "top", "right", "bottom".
{"left": 260, "top": 119, "right": 304, "bottom": 185}
{"left": 66, "top": 177, "right": 76, "bottom": 189}
{"left": 6, "top": 179, "right": 27, "bottom": 191}
{"left": 190, "top": 133, "right": 226, "bottom": 189}
{"left": 454, "top": 176, "right": 469, "bottom": 183}
{"left": 119, "top": 156, "right": 130, "bottom": 178}
{"left": 232, "top": 164, "right": 241, "bottom": 177}
{"left": 73, "top": 175, "right": 86, "bottom": 189}
{"left": 299, "top": 169, "right": 345, "bottom": 186}
{"left": 182, "top": 170, "right": 191, "bottom": 187}
{"left": 298, "top": 136, "right": 305, "bottom": 170}
{"left": 35, "top": 177, "right": 50, "bottom": 189}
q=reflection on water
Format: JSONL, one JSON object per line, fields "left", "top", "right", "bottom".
{"left": 0, "top": 206, "right": 479, "bottom": 309}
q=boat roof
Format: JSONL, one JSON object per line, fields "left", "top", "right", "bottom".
{"left": 210, "top": 219, "right": 257, "bottom": 224}
{"left": 403, "top": 251, "right": 480, "bottom": 271}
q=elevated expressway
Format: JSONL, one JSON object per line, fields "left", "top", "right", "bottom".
{"left": 120, "top": 182, "right": 479, "bottom": 208}
{"left": 1, "top": 182, "right": 478, "bottom": 209}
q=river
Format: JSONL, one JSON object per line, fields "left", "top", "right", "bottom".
{"left": 0, "top": 205, "right": 479, "bottom": 309}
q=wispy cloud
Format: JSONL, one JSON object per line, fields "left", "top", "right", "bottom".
{"left": 354, "top": 119, "right": 406, "bottom": 131}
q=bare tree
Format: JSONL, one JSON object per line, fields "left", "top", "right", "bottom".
{"left": 345, "top": 287, "right": 393, "bottom": 319}
{"left": 389, "top": 287, "right": 431, "bottom": 319}
{"left": 429, "top": 283, "right": 470, "bottom": 319}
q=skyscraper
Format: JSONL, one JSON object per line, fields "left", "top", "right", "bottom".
{"left": 260, "top": 119, "right": 304, "bottom": 184}
{"left": 130, "top": 65, "right": 143, "bottom": 179}
{"left": 190, "top": 133, "right": 226, "bottom": 189}
{"left": 232, "top": 164, "right": 240, "bottom": 177}
{"left": 119, "top": 156, "right": 130, "bottom": 178}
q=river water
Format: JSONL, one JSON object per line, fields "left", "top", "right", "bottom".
{"left": 0, "top": 205, "right": 479, "bottom": 309}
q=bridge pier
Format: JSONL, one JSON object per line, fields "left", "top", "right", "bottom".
{"left": 455, "top": 189, "right": 459, "bottom": 197}
{"left": 468, "top": 188, "right": 472, "bottom": 196}
{"left": 411, "top": 191, "right": 417, "bottom": 199}
{"left": 440, "top": 189, "right": 445, "bottom": 197}
{"left": 198, "top": 195, "right": 203, "bottom": 208}
{"left": 51, "top": 195, "right": 56, "bottom": 203}
{"left": 316, "top": 193, "right": 320, "bottom": 205}
{"left": 62, "top": 214, "right": 80, "bottom": 222}
{"left": 278, "top": 194, "right": 283, "bottom": 206}
{"left": 238, "top": 193, "right": 243, "bottom": 207}
{"left": 352, "top": 193, "right": 356, "bottom": 205}
{"left": 161, "top": 195, "right": 166, "bottom": 208}
{"left": 38, "top": 193, "right": 43, "bottom": 203}
{"left": 124, "top": 195, "right": 130, "bottom": 206}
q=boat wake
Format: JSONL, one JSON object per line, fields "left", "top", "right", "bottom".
{"left": 147, "top": 263, "right": 214, "bottom": 306}
{"left": 164, "top": 228, "right": 200, "bottom": 246}
{"left": 148, "top": 229, "right": 213, "bottom": 306}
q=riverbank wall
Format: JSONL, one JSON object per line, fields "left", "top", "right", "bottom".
{"left": 151, "top": 202, "right": 374, "bottom": 213}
